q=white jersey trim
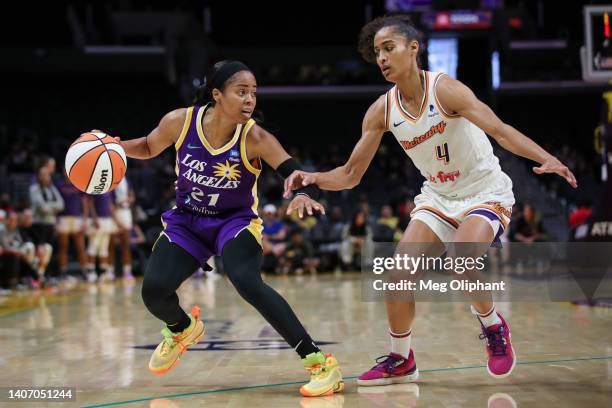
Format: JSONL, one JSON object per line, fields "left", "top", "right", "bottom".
{"left": 395, "top": 70, "right": 429, "bottom": 122}
{"left": 433, "top": 73, "right": 461, "bottom": 119}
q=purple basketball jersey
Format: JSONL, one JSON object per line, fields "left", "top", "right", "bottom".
{"left": 174, "top": 105, "right": 260, "bottom": 216}
{"left": 160, "top": 105, "right": 264, "bottom": 264}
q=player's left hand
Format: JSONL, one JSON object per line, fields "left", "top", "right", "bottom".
{"left": 287, "top": 194, "right": 325, "bottom": 219}
{"left": 533, "top": 157, "right": 578, "bottom": 188}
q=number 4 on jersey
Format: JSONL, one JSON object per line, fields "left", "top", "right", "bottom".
{"left": 435, "top": 142, "right": 450, "bottom": 164}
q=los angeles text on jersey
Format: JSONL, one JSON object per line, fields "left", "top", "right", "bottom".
{"left": 180, "top": 154, "right": 241, "bottom": 189}
{"left": 400, "top": 121, "right": 447, "bottom": 150}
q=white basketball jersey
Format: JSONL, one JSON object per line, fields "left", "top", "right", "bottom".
{"left": 385, "top": 70, "right": 508, "bottom": 198}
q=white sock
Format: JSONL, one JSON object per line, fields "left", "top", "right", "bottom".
{"left": 123, "top": 265, "right": 132, "bottom": 276}
{"left": 472, "top": 305, "right": 502, "bottom": 328}
{"left": 389, "top": 329, "right": 411, "bottom": 359}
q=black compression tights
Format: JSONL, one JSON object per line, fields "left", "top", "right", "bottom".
{"left": 141, "top": 230, "right": 319, "bottom": 357}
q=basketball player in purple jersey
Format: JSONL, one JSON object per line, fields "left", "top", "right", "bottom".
{"left": 56, "top": 172, "right": 89, "bottom": 279}
{"left": 284, "top": 15, "right": 577, "bottom": 385}
{"left": 112, "top": 61, "right": 343, "bottom": 397}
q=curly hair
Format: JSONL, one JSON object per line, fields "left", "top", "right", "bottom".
{"left": 358, "top": 14, "right": 423, "bottom": 64}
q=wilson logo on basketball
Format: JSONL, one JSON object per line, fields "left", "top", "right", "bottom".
{"left": 93, "top": 169, "right": 109, "bottom": 194}
{"left": 400, "top": 121, "right": 447, "bottom": 150}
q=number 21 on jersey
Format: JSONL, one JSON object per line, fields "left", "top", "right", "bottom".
{"left": 435, "top": 142, "right": 450, "bottom": 164}
{"left": 190, "top": 187, "right": 220, "bottom": 206}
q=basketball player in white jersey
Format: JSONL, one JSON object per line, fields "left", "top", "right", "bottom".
{"left": 284, "top": 15, "right": 577, "bottom": 384}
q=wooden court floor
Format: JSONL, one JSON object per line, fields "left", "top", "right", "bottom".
{"left": 1, "top": 273, "right": 611, "bottom": 407}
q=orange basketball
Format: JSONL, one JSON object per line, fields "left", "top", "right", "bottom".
{"left": 65, "top": 132, "right": 127, "bottom": 194}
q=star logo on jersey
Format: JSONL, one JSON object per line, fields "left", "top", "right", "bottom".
{"left": 213, "top": 160, "right": 241, "bottom": 181}
{"left": 187, "top": 143, "right": 203, "bottom": 150}
{"left": 393, "top": 120, "right": 406, "bottom": 128}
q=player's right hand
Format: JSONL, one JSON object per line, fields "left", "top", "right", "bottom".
{"left": 283, "top": 171, "right": 318, "bottom": 199}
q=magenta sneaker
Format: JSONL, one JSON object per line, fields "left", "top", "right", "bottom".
{"left": 357, "top": 351, "right": 419, "bottom": 386}
{"left": 479, "top": 313, "right": 516, "bottom": 378}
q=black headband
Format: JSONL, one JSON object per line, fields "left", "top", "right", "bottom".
{"left": 209, "top": 61, "right": 251, "bottom": 93}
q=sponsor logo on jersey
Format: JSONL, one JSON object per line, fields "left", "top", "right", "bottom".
{"left": 187, "top": 143, "right": 203, "bottom": 149}
{"left": 393, "top": 120, "right": 406, "bottom": 127}
{"left": 400, "top": 121, "right": 447, "bottom": 150}
{"left": 428, "top": 104, "right": 439, "bottom": 118}
{"left": 229, "top": 149, "right": 241, "bottom": 162}
{"left": 428, "top": 169, "right": 461, "bottom": 183}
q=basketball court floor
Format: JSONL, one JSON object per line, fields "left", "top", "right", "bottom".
{"left": 1, "top": 273, "right": 611, "bottom": 407}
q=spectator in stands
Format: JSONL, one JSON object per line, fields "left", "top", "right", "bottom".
{"left": 511, "top": 202, "right": 547, "bottom": 243}
{"left": 262, "top": 204, "right": 287, "bottom": 272}
{"left": 340, "top": 210, "right": 373, "bottom": 270}
{"left": 278, "top": 229, "right": 319, "bottom": 275}
{"left": 0, "top": 193, "right": 13, "bottom": 213}
{"left": 29, "top": 166, "right": 64, "bottom": 247}
{"left": 397, "top": 197, "right": 415, "bottom": 230}
{"left": 377, "top": 204, "right": 402, "bottom": 241}
{"left": 0, "top": 211, "right": 26, "bottom": 290}
{"left": 32, "top": 156, "right": 58, "bottom": 184}
{"left": 18, "top": 209, "right": 53, "bottom": 284}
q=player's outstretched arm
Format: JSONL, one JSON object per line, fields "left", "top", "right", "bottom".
{"left": 114, "top": 109, "right": 186, "bottom": 160}
{"left": 436, "top": 76, "right": 577, "bottom": 188}
{"left": 283, "top": 95, "right": 387, "bottom": 194}
{"left": 248, "top": 125, "right": 325, "bottom": 218}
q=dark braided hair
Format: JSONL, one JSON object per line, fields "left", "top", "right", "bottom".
{"left": 358, "top": 14, "right": 423, "bottom": 65}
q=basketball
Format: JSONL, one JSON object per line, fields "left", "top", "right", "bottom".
{"left": 65, "top": 131, "right": 127, "bottom": 194}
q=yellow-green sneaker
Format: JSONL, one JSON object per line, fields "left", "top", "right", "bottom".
{"left": 300, "top": 352, "right": 344, "bottom": 397}
{"left": 148, "top": 306, "right": 205, "bottom": 374}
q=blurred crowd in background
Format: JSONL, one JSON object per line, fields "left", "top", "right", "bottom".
{"left": 1, "top": 0, "right": 609, "bottom": 292}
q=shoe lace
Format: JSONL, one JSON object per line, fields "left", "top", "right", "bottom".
{"left": 305, "top": 355, "right": 330, "bottom": 377}
{"left": 160, "top": 327, "right": 178, "bottom": 356}
{"left": 306, "top": 363, "right": 324, "bottom": 376}
{"left": 479, "top": 326, "right": 507, "bottom": 356}
{"left": 374, "top": 354, "right": 404, "bottom": 374}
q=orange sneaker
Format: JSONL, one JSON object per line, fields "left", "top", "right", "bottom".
{"left": 300, "top": 352, "right": 344, "bottom": 397}
{"left": 148, "top": 306, "right": 205, "bottom": 374}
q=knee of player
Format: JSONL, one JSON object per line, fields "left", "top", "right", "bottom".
{"left": 229, "top": 271, "right": 264, "bottom": 297}
{"left": 141, "top": 276, "right": 167, "bottom": 302}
